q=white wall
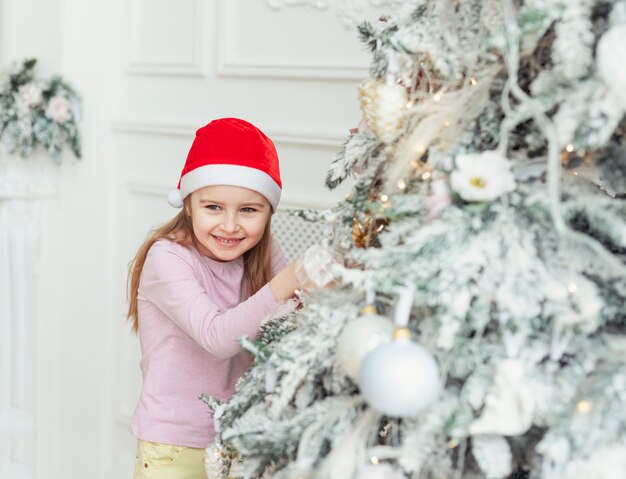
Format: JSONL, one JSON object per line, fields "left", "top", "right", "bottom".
{"left": 0, "top": 1, "right": 392, "bottom": 477}
{"left": 0, "top": 0, "right": 120, "bottom": 477}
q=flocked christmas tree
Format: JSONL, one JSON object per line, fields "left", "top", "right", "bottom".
{"left": 202, "top": 1, "right": 626, "bottom": 478}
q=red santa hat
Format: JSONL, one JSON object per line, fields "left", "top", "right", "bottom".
{"left": 167, "top": 118, "right": 282, "bottom": 211}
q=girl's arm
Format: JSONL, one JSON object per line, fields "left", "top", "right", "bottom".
{"left": 268, "top": 237, "right": 299, "bottom": 302}
{"left": 140, "top": 242, "right": 297, "bottom": 359}
{"left": 270, "top": 237, "right": 288, "bottom": 276}
{"left": 269, "top": 261, "right": 298, "bottom": 301}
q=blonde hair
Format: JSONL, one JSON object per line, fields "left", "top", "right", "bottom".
{"left": 126, "top": 196, "right": 274, "bottom": 333}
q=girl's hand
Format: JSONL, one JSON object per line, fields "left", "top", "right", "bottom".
{"left": 269, "top": 262, "right": 299, "bottom": 302}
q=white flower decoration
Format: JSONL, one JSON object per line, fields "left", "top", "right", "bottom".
{"left": 450, "top": 150, "right": 516, "bottom": 202}
{"left": 469, "top": 359, "right": 534, "bottom": 436}
{"left": 45, "top": 95, "right": 71, "bottom": 123}
{"left": 0, "top": 59, "right": 82, "bottom": 161}
{"left": 18, "top": 82, "right": 43, "bottom": 107}
{"left": 597, "top": 24, "right": 626, "bottom": 111}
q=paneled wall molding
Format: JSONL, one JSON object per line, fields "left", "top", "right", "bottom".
{"left": 112, "top": 119, "right": 194, "bottom": 138}
{"left": 125, "top": 179, "right": 334, "bottom": 210}
{"left": 125, "top": 61, "right": 204, "bottom": 77}
{"left": 264, "top": 0, "right": 405, "bottom": 28}
{"left": 217, "top": 0, "right": 369, "bottom": 80}
{"left": 265, "top": 0, "right": 328, "bottom": 10}
{"left": 125, "top": 0, "right": 204, "bottom": 77}
{"left": 112, "top": 118, "right": 347, "bottom": 148}
{"left": 217, "top": 61, "right": 367, "bottom": 81}
{"left": 126, "top": 180, "right": 171, "bottom": 197}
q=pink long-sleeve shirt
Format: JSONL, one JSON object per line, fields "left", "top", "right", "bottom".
{"left": 130, "top": 238, "right": 287, "bottom": 448}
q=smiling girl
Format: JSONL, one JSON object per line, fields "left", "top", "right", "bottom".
{"left": 126, "top": 118, "right": 300, "bottom": 478}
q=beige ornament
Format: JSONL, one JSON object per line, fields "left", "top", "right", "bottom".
{"left": 358, "top": 79, "right": 408, "bottom": 144}
{"left": 203, "top": 440, "right": 234, "bottom": 479}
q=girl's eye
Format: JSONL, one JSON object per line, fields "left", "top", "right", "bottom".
{"left": 241, "top": 207, "right": 257, "bottom": 213}
{"left": 205, "top": 204, "right": 221, "bottom": 211}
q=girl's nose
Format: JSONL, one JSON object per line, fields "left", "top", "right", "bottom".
{"left": 220, "top": 213, "right": 239, "bottom": 233}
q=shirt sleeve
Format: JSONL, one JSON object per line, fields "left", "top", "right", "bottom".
{"left": 270, "top": 237, "right": 288, "bottom": 276}
{"left": 139, "top": 242, "right": 280, "bottom": 359}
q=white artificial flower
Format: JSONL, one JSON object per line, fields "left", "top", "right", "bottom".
{"left": 17, "top": 82, "right": 43, "bottom": 107}
{"left": 450, "top": 151, "right": 516, "bottom": 202}
{"left": 597, "top": 24, "right": 626, "bottom": 111}
{"left": 469, "top": 359, "right": 534, "bottom": 436}
{"left": 45, "top": 95, "right": 71, "bottom": 123}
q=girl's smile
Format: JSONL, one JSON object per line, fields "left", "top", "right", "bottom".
{"left": 188, "top": 185, "right": 271, "bottom": 262}
{"left": 211, "top": 234, "right": 244, "bottom": 246}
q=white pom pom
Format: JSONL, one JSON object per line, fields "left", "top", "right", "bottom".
{"left": 167, "top": 189, "right": 184, "bottom": 208}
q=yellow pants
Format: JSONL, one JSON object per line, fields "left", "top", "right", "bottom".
{"left": 133, "top": 440, "right": 206, "bottom": 479}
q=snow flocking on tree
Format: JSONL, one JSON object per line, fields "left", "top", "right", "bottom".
{"left": 203, "top": 1, "right": 626, "bottom": 478}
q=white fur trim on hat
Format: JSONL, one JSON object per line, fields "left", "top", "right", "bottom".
{"left": 176, "top": 164, "right": 281, "bottom": 210}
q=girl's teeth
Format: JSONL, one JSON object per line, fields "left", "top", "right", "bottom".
{"left": 216, "top": 236, "right": 239, "bottom": 244}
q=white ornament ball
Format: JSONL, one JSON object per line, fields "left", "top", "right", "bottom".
{"left": 597, "top": 24, "right": 626, "bottom": 110}
{"left": 358, "top": 338, "right": 439, "bottom": 416}
{"left": 336, "top": 312, "right": 394, "bottom": 380}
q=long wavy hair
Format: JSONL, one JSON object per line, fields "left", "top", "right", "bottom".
{"left": 126, "top": 196, "right": 274, "bottom": 333}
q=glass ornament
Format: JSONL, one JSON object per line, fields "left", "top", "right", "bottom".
{"left": 294, "top": 244, "right": 341, "bottom": 290}
{"left": 358, "top": 331, "right": 439, "bottom": 417}
{"left": 203, "top": 440, "right": 233, "bottom": 479}
{"left": 336, "top": 306, "right": 394, "bottom": 380}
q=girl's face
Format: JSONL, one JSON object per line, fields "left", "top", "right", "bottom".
{"left": 188, "top": 185, "right": 271, "bottom": 262}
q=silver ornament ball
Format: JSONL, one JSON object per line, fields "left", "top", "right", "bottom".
{"left": 336, "top": 311, "right": 394, "bottom": 380}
